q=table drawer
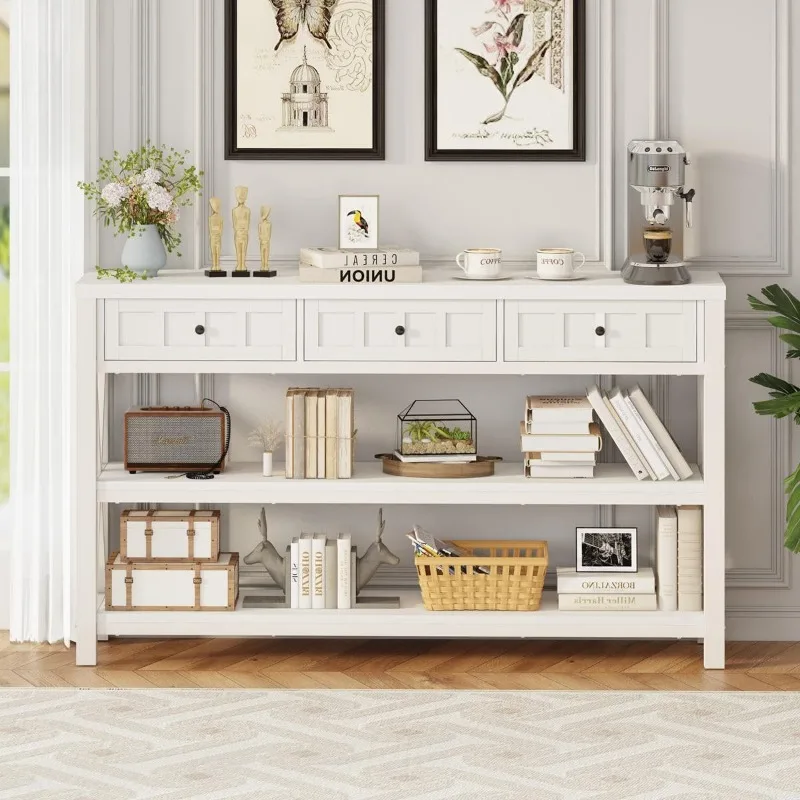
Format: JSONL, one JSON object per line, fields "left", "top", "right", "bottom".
{"left": 505, "top": 300, "right": 697, "bottom": 362}
{"left": 304, "top": 300, "right": 497, "bottom": 362}
{"left": 105, "top": 300, "right": 296, "bottom": 361}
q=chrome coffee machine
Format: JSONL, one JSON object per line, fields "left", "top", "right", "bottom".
{"left": 621, "top": 140, "right": 695, "bottom": 286}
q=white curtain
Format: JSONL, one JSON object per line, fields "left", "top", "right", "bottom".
{"left": 9, "top": 0, "right": 88, "bottom": 643}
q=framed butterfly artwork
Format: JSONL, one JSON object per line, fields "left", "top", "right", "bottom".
{"left": 225, "top": 0, "right": 385, "bottom": 160}
{"left": 425, "top": 0, "right": 586, "bottom": 162}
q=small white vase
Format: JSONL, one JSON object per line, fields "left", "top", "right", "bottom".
{"left": 262, "top": 452, "right": 273, "bottom": 478}
{"left": 121, "top": 224, "right": 167, "bottom": 276}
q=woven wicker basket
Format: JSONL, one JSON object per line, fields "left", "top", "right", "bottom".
{"left": 415, "top": 540, "right": 548, "bottom": 611}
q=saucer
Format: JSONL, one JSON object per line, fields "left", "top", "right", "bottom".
{"left": 528, "top": 273, "right": 587, "bottom": 282}
{"left": 454, "top": 273, "right": 514, "bottom": 282}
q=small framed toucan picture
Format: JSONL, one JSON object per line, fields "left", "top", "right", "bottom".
{"left": 338, "top": 195, "right": 380, "bottom": 250}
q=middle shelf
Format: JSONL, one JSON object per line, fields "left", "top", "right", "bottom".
{"left": 97, "top": 461, "right": 706, "bottom": 506}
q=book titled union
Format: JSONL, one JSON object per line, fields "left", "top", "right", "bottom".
{"left": 299, "top": 265, "right": 423, "bottom": 284}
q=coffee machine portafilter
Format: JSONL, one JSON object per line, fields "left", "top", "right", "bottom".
{"left": 621, "top": 140, "right": 696, "bottom": 286}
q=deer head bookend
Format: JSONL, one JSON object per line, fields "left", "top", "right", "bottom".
{"left": 244, "top": 507, "right": 286, "bottom": 591}
{"left": 356, "top": 508, "right": 400, "bottom": 593}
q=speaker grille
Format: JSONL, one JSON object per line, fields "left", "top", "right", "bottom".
{"left": 126, "top": 414, "right": 223, "bottom": 467}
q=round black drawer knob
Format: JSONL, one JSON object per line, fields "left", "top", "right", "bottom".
{"left": 195, "top": 325, "right": 205, "bottom": 335}
{"left": 595, "top": 326, "right": 606, "bottom": 337}
{"left": 395, "top": 325, "right": 406, "bottom": 336}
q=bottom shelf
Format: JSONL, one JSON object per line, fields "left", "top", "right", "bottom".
{"left": 97, "top": 590, "right": 704, "bottom": 641}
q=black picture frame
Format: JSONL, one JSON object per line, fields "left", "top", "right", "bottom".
{"left": 225, "top": 0, "right": 386, "bottom": 161}
{"left": 425, "top": 0, "right": 586, "bottom": 162}
{"left": 575, "top": 527, "right": 639, "bottom": 573}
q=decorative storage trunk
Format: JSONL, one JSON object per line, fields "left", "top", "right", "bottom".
{"left": 415, "top": 540, "right": 548, "bottom": 611}
{"left": 120, "top": 509, "right": 221, "bottom": 562}
{"left": 106, "top": 552, "right": 239, "bottom": 611}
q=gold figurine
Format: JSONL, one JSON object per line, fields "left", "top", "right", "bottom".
{"left": 255, "top": 204, "right": 277, "bottom": 278}
{"left": 205, "top": 196, "right": 227, "bottom": 277}
{"left": 232, "top": 186, "right": 251, "bottom": 277}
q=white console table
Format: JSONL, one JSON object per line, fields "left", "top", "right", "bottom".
{"left": 75, "top": 270, "right": 727, "bottom": 668}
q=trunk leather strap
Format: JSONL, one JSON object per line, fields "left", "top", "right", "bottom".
{"left": 125, "top": 562, "right": 134, "bottom": 608}
{"left": 187, "top": 510, "right": 196, "bottom": 560}
{"left": 193, "top": 563, "right": 202, "bottom": 609}
{"left": 144, "top": 527, "right": 153, "bottom": 559}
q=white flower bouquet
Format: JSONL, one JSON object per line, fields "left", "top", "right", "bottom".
{"left": 79, "top": 142, "right": 203, "bottom": 256}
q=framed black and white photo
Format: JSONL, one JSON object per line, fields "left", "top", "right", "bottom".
{"left": 338, "top": 195, "right": 379, "bottom": 249}
{"left": 425, "top": 0, "right": 585, "bottom": 161}
{"left": 576, "top": 528, "right": 638, "bottom": 573}
{"left": 225, "top": 0, "right": 385, "bottom": 160}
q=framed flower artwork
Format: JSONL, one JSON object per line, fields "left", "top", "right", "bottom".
{"left": 225, "top": 0, "right": 385, "bottom": 160}
{"left": 338, "top": 195, "right": 380, "bottom": 249}
{"left": 425, "top": 0, "right": 585, "bottom": 161}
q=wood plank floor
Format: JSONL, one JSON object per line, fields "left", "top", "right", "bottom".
{"left": 2, "top": 633, "right": 800, "bottom": 690}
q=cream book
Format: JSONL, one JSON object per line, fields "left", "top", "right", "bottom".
{"left": 524, "top": 453, "right": 594, "bottom": 479}
{"left": 305, "top": 390, "right": 318, "bottom": 479}
{"left": 299, "top": 247, "right": 420, "bottom": 269}
{"left": 337, "top": 534, "right": 352, "bottom": 609}
{"left": 656, "top": 506, "right": 678, "bottom": 612}
{"left": 299, "top": 265, "right": 423, "bottom": 284}
{"left": 558, "top": 594, "right": 658, "bottom": 611}
{"left": 520, "top": 422, "right": 602, "bottom": 453}
{"left": 602, "top": 394, "right": 656, "bottom": 480}
{"left": 325, "top": 388, "right": 339, "bottom": 479}
{"left": 291, "top": 389, "right": 305, "bottom": 479}
{"left": 289, "top": 537, "right": 300, "bottom": 609}
{"left": 677, "top": 506, "right": 703, "bottom": 611}
{"left": 609, "top": 388, "right": 670, "bottom": 480}
{"left": 316, "top": 390, "right": 326, "bottom": 479}
{"left": 311, "top": 534, "right": 326, "bottom": 610}
{"left": 557, "top": 567, "right": 655, "bottom": 594}
{"left": 298, "top": 533, "right": 313, "bottom": 609}
{"left": 525, "top": 421, "right": 592, "bottom": 435}
{"left": 337, "top": 389, "right": 354, "bottom": 479}
{"left": 526, "top": 396, "right": 594, "bottom": 424}
{"left": 623, "top": 394, "right": 679, "bottom": 480}
{"left": 325, "top": 539, "right": 337, "bottom": 609}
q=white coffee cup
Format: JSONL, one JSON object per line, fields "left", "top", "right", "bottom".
{"left": 536, "top": 248, "right": 587, "bottom": 280}
{"left": 456, "top": 248, "right": 502, "bottom": 278}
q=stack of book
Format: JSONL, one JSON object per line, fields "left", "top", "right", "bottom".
{"left": 285, "top": 388, "right": 354, "bottom": 479}
{"left": 587, "top": 384, "right": 693, "bottom": 481}
{"left": 521, "top": 396, "right": 602, "bottom": 478}
{"left": 298, "top": 247, "right": 423, "bottom": 284}
{"left": 557, "top": 567, "right": 657, "bottom": 610}
{"left": 289, "top": 533, "right": 355, "bottom": 609}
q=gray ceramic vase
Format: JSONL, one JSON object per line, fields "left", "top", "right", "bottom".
{"left": 121, "top": 224, "right": 167, "bottom": 276}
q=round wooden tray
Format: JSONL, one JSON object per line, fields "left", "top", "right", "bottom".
{"left": 375, "top": 454, "right": 502, "bottom": 479}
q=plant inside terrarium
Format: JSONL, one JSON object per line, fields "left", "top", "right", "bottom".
{"left": 398, "top": 400, "right": 477, "bottom": 456}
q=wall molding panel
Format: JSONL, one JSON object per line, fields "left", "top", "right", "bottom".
{"left": 725, "top": 313, "right": 792, "bottom": 590}
{"left": 657, "top": 0, "right": 791, "bottom": 276}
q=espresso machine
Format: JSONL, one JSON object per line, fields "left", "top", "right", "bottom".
{"left": 621, "top": 140, "right": 696, "bottom": 285}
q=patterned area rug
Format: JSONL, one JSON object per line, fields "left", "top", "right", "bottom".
{"left": 1, "top": 690, "right": 799, "bottom": 799}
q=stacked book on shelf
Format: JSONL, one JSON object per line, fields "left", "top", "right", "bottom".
{"left": 658, "top": 505, "right": 703, "bottom": 612}
{"left": 587, "top": 384, "right": 693, "bottom": 481}
{"left": 521, "top": 396, "right": 602, "bottom": 478}
{"left": 557, "top": 567, "right": 657, "bottom": 611}
{"left": 298, "top": 247, "right": 423, "bottom": 284}
{"left": 285, "top": 388, "right": 354, "bottom": 479}
{"left": 289, "top": 533, "right": 355, "bottom": 609}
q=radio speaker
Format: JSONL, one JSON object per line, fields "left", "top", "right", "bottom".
{"left": 124, "top": 407, "right": 227, "bottom": 474}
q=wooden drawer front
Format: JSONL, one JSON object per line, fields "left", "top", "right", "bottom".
{"left": 505, "top": 301, "right": 697, "bottom": 362}
{"left": 304, "top": 300, "right": 497, "bottom": 362}
{"left": 105, "top": 300, "right": 296, "bottom": 361}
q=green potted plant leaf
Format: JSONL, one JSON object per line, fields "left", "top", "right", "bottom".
{"left": 749, "top": 284, "right": 800, "bottom": 552}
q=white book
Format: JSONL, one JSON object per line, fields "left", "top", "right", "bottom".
{"left": 525, "top": 421, "right": 592, "bottom": 435}
{"left": 677, "top": 506, "right": 703, "bottom": 612}
{"left": 299, "top": 264, "right": 423, "bottom": 284}
{"left": 311, "top": 534, "right": 326, "bottom": 610}
{"left": 325, "top": 539, "right": 337, "bottom": 609}
{"left": 539, "top": 452, "right": 597, "bottom": 463}
{"left": 337, "top": 534, "right": 352, "bottom": 609}
{"left": 317, "top": 391, "right": 326, "bottom": 479}
{"left": 285, "top": 390, "right": 294, "bottom": 480}
{"left": 558, "top": 594, "right": 658, "bottom": 611}
{"left": 306, "top": 390, "right": 318, "bottom": 479}
{"left": 524, "top": 460, "right": 595, "bottom": 479}
{"left": 623, "top": 394, "right": 679, "bottom": 481}
{"left": 325, "top": 388, "right": 338, "bottom": 480}
{"left": 337, "top": 390, "right": 354, "bottom": 479}
{"left": 298, "top": 533, "right": 313, "bottom": 609}
{"left": 393, "top": 450, "right": 477, "bottom": 464}
{"left": 300, "top": 246, "right": 420, "bottom": 269}
{"left": 602, "top": 395, "right": 656, "bottom": 480}
{"left": 609, "top": 388, "right": 670, "bottom": 480}
{"left": 557, "top": 567, "right": 655, "bottom": 594}
{"left": 350, "top": 546, "right": 357, "bottom": 607}
{"left": 289, "top": 537, "right": 300, "bottom": 609}
{"left": 291, "top": 390, "right": 305, "bottom": 479}
{"left": 656, "top": 506, "right": 678, "bottom": 612}
{"left": 629, "top": 385, "right": 694, "bottom": 480}
{"left": 526, "top": 396, "right": 594, "bottom": 424}
{"left": 520, "top": 422, "right": 602, "bottom": 453}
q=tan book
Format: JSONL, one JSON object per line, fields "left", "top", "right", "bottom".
{"left": 291, "top": 389, "right": 305, "bottom": 479}
{"left": 285, "top": 388, "right": 295, "bottom": 479}
{"left": 337, "top": 389, "right": 354, "bottom": 479}
{"left": 520, "top": 422, "right": 602, "bottom": 453}
{"left": 525, "top": 396, "right": 594, "bottom": 424}
{"left": 305, "top": 389, "right": 318, "bottom": 479}
{"left": 316, "top": 390, "right": 326, "bottom": 478}
{"left": 325, "top": 388, "right": 339, "bottom": 479}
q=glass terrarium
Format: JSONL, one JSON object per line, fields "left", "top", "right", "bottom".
{"left": 397, "top": 400, "right": 477, "bottom": 457}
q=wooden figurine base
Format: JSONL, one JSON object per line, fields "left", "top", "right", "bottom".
{"left": 204, "top": 270, "right": 228, "bottom": 278}
{"left": 232, "top": 271, "right": 251, "bottom": 278}
{"left": 253, "top": 271, "right": 277, "bottom": 278}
